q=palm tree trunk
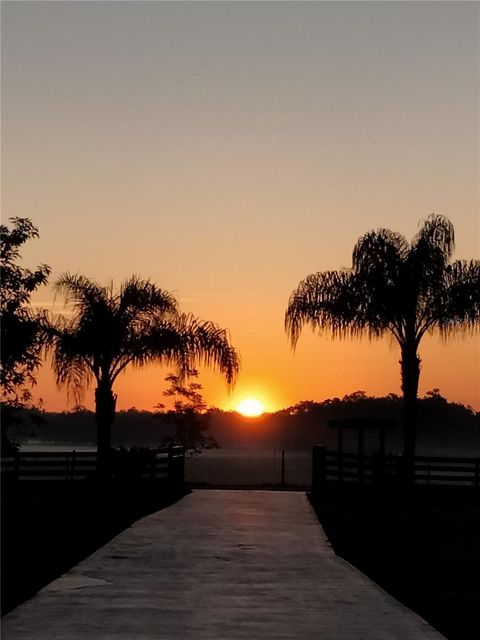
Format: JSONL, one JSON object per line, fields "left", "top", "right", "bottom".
{"left": 400, "top": 342, "right": 421, "bottom": 477}
{"left": 94, "top": 384, "right": 117, "bottom": 480}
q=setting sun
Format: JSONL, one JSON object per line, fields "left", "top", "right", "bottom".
{"left": 235, "top": 398, "right": 265, "bottom": 418}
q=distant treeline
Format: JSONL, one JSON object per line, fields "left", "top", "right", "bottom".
{"left": 12, "top": 390, "right": 480, "bottom": 455}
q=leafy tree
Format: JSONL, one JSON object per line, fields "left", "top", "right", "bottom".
{"left": 155, "top": 369, "right": 218, "bottom": 455}
{"left": 49, "top": 274, "right": 239, "bottom": 475}
{"left": 285, "top": 215, "right": 480, "bottom": 459}
{"left": 1, "top": 218, "right": 50, "bottom": 449}
{"left": 1, "top": 218, "right": 51, "bottom": 402}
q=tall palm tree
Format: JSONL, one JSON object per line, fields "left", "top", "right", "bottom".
{"left": 285, "top": 215, "right": 480, "bottom": 460}
{"left": 49, "top": 274, "right": 239, "bottom": 475}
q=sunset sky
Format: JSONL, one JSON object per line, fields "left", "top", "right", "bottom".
{"left": 2, "top": 1, "right": 479, "bottom": 413}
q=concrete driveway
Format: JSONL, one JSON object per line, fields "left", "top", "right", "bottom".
{"left": 2, "top": 490, "right": 445, "bottom": 639}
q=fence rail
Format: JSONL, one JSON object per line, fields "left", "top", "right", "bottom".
{"left": 312, "top": 445, "right": 480, "bottom": 492}
{"left": 1, "top": 446, "right": 185, "bottom": 487}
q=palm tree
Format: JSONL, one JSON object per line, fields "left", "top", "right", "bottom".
{"left": 49, "top": 274, "right": 239, "bottom": 475}
{"left": 285, "top": 215, "right": 480, "bottom": 460}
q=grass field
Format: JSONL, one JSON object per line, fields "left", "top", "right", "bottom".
{"left": 185, "top": 447, "right": 312, "bottom": 486}
{"left": 309, "top": 485, "right": 480, "bottom": 640}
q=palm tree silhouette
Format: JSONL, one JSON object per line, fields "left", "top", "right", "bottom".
{"left": 285, "top": 215, "right": 479, "bottom": 460}
{"left": 50, "top": 274, "right": 239, "bottom": 475}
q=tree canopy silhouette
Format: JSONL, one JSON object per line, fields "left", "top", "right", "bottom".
{"left": 0, "top": 218, "right": 50, "bottom": 406}
{"left": 285, "top": 214, "right": 480, "bottom": 459}
{"left": 49, "top": 273, "right": 239, "bottom": 475}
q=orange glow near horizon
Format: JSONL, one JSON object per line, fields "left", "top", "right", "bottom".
{"left": 30, "top": 331, "right": 480, "bottom": 414}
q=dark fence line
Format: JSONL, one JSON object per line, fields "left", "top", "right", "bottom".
{"left": 312, "top": 445, "right": 480, "bottom": 492}
{"left": 1, "top": 446, "right": 185, "bottom": 489}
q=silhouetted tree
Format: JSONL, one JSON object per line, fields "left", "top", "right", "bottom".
{"left": 285, "top": 215, "right": 480, "bottom": 459}
{"left": 155, "top": 369, "right": 218, "bottom": 455}
{"left": 1, "top": 218, "right": 50, "bottom": 449}
{"left": 49, "top": 274, "right": 239, "bottom": 476}
{"left": 1, "top": 218, "right": 50, "bottom": 401}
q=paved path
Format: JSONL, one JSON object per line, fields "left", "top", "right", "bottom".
{"left": 3, "top": 490, "right": 445, "bottom": 639}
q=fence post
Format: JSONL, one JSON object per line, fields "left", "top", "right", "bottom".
{"left": 358, "top": 428, "right": 365, "bottom": 485}
{"left": 338, "top": 428, "right": 344, "bottom": 483}
{"left": 151, "top": 451, "right": 157, "bottom": 480}
{"left": 72, "top": 450, "right": 77, "bottom": 481}
{"left": 312, "top": 445, "right": 326, "bottom": 496}
{"left": 281, "top": 450, "right": 286, "bottom": 486}
{"left": 168, "top": 446, "right": 185, "bottom": 494}
{"left": 167, "top": 446, "right": 175, "bottom": 486}
{"left": 14, "top": 451, "right": 20, "bottom": 482}
{"left": 475, "top": 459, "right": 480, "bottom": 489}
{"left": 372, "top": 452, "right": 384, "bottom": 486}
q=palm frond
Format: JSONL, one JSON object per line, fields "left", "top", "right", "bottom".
{"left": 110, "top": 321, "right": 186, "bottom": 381}
{"left": 54, "top": 273, "right": 105, "bottom": 309}
{"left": 438, "top": 259, "right": 480, "bottom": 337}
{"left": 50, "top": 329, "right": 94, "bottom": 404}
{"left": 118, "top": 275, "right": 179, "bottom": 319}
{"left": 176, "top": 314, "right": 240, "bottom": 387}
{"left": 353, "top": 229, "right": 408, "bottom": 276}
{"left": 285, "top": 270, "right": 377, "bottom": 348}
{"left": 413, "top": 214, "right": 455, "bottom": 262}
{"left": 111, "top": 313, "right": 240, "bottom": 387}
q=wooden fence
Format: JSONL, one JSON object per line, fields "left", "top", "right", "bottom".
{"left": 312, "top": 445, "right": 480, "bottom": 492}
{"left": 1, "top": 446, "right": 185, "bottom": 488}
